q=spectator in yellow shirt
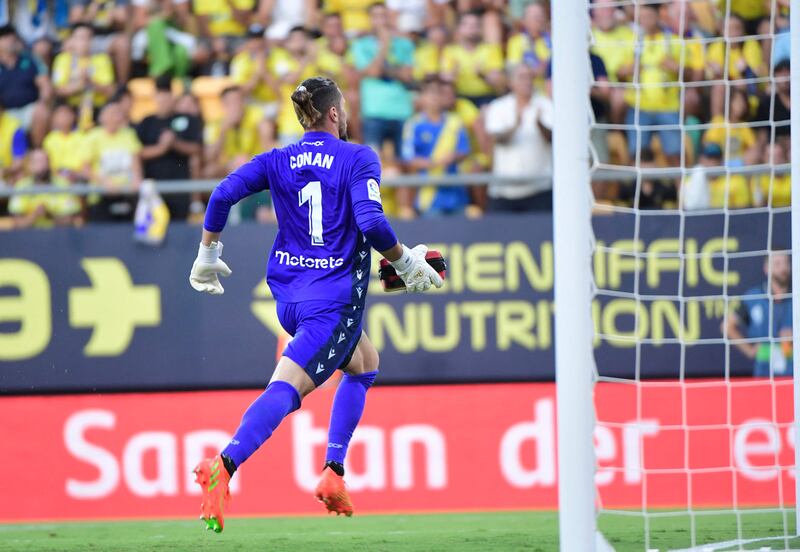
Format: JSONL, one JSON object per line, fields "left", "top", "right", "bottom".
{"left": 203, "top": 86, "right": 261, "bottom": 177}
{"left": 706, "top": 13, "right": 766, "bottom": 117}
{"left": 230, "top": 25, "right": 279, "bottom": 150}
{"left": 591, "top": 5, "right": 636, "bottom": 123}
{"left": 43, "top": 103, "right": 90, "bottom": 183}
{"left": 703, "top": 143, "right": 752, "bottom": 209}
{"left": 506, "top": 3, "right": 551, "bottom": 92}
{"left": 84, "top": 100, "right": 143, "bottom": 221}
{"left": 194, "top": 0, "right": 256, "bottom": 39}
{"left": 702, "top": 88, "right": 758, "bottom": 167}
{"left": 52, "top": 23, "right": 116, "bottom": 109}
{"left": 441, "top": 11, "right": 505, "bottom": 106}
{"left": 617, "top": 4, "right": 685, "bottom": 166}
{"left": 717, "top": 0, "right": 768, "bottom": 35}
{"left": 9, "top": 149, "right": 82, "bottom": 228}
{"left": 752, "top": 142, "right": 790, "bottom": 208}
{"left": 414, "top": 25, "right": 447, "bottom": 82}
{"left": 323, "top": 0, "right": 380, "bottom": 38}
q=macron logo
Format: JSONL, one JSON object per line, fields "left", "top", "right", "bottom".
{"left": 274, "top": 250, "right": 345, "bottom": 270}
{"left": 301, "top": 140, "right": 325, "bottom": 146}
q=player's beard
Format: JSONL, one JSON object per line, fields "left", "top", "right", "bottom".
{"left": 339, "top": 121, "right": 349, "bottom": 142}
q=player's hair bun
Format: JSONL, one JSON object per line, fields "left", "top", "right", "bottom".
{"left": 290, "top": 77, "right": 341, "bottom": 130}
{"left": 291, "top": 85, "right": 322, "bottom": 128}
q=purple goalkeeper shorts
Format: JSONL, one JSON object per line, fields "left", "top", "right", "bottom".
{"left": 277, "top": 300, "right": 364, "bottom": 387}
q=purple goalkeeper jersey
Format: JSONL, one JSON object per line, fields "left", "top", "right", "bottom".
{"left": 204, "top": 131, "right": 398, "bottom": 305}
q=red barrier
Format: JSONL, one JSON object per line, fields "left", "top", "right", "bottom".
{"left": 0, "top": 381, "right": 794, "bottom": 521}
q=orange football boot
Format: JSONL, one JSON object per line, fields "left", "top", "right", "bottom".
{"left": 193, "top": 455, "right": 231, "bottom": 533}
{"left": 314, "top": 466, "right": 354, "bottom": 517}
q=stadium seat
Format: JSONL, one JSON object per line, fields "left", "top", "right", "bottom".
{"left": 190, "top": 77, "right": 233, "bottom": 123}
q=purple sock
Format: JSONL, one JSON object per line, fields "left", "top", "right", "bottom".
{"left": 222, "top": 380, "right": 301, "bottom": 469}
{"left": 326, "top": 370, "right": 378, "bottom": 465}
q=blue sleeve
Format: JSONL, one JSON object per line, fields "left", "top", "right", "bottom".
{"left": 204, "top": 154, "right": 270, "bottom": 232}
{"left": 349, "top": 146, "right": 398, "bottom": 252}
{"left": 456, "top": 126, "right": 470, "bottom": 155}
{"left": 11, "top": 129, "right": 27, "bottom": 159}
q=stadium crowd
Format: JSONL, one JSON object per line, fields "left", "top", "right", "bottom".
{"left": 0, "top": 0, "right": 792, "bottom": 227}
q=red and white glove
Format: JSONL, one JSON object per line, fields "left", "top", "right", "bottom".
{"left": 390, "top": 244, "right": 444, "bottom": 293}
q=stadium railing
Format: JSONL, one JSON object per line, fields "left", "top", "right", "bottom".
{"left": 0, "top": 164, "right": 791, "bottom": 197}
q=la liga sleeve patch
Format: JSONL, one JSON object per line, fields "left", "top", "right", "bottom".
{"left": 367, "top": 178, "right": 382, "bottom": 204}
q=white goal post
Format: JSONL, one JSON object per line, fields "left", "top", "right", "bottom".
{"left": 553, "top": 0, "right": 800, "bottom": 550}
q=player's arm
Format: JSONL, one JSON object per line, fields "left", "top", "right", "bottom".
{"left": 189, "top": 155, "right": 270, "bottom": 294}
{"left": 349, "top": 148, "right": 443, "bottom": 293}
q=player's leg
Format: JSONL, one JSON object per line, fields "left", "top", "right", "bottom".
{"left": 194, "top": 356, "right": 310, "bottom": 532}
{"left": 193, "top": 303, "right": 314, "bottom": 533}
{"left": 316, "top": 332, "right": 379, "bottom": 516}
{"left": 324, "top": 332, "right": 379, "bottom": 474}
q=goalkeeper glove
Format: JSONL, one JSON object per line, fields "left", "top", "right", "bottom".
{"left": 189, "top": 241, "right": 232, "bottom": 295}
{"left": 390, "top": 244, "right": 444, "bottom": 293}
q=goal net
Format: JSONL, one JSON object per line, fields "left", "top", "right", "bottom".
{"left": 571, "top": 0, "right": 795, "bottom": 550}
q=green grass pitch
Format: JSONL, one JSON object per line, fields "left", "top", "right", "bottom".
{"left": 1, "top": 510, "right": 798, "bottom": 551}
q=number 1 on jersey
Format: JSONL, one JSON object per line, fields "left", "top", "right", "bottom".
{"left": 299, "top": 180, "right": 324, "bottom": 246}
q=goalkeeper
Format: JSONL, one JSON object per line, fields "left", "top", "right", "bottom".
{"left": 188, "top": 76, "right": 443, "bottom": 533}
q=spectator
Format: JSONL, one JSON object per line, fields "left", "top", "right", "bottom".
{"left": 618, "top": 148, "right": 677, "bottom": 209}
{"left": 6, "top": 0, "right": 60, "bottom": 67}
{"left": 703, "top": 87, "right": 758, "bottom": 167}
{"left": 617, "top": 3, "right": 683, "bottom": 167}
{"left": 323, "top": 0, "right": 380, "bottom": 38}
{"left": 52, "top": 23, "right": 116, "bottom": 113}
{"left": 84, "top": 100, "right": 143, "bottom": 221}
{"left": 9, "top": 149, "right": 81, "bottom": 228}
{"left": 753, "top": 59, "right": 790, "bottom": 153}
{"left": 0, "top": 99, "right": 28, "bottom": 183}
{"left": 697, "top": 142, "right": 751, "bottom": 209}
{"left": 350, "top": 4, "right": 414, "bottom": 155}
{"left": 43, "top": 103, "right": 90, "bottom": 183}
{"left": 441, "top": 77, "right": 490, "bottom": 213}
{"left": 454, "top": 0, "right": 504, "bottom": 45}
{"left": 230, "top": 25, "right": 278, "bottom": 150}
{"left": 131, "top": 0, "right": 207, "bottom": 79}
{"left": 174, "top": 92, "right": 206, "bottom": 181}
{"left": 402, "top": 76, "right": 471, "bottom": 217}
{"left": 441, "top": 10, "right": 505, "bottom": 106}
{"left": 256, "top": 0, "right": 318, "bottom": 41}
{"left": 591, "top": 4, "right": 635, "bottom": 124}
{"left": 386, "top": 0, "right": 448, "bottom": 36}
{"left": 271, "top": 26, "right": 321, "bottom": 144}
{"left": 719, "top": 0, "right": 768, "bottom": 36}
{"left": 414, "top": 25, "right": 447, "bottom": 82}
{"left": 752, "top": 142, "right": 790, "bottom": 208}
{"left": 112, "top": 85, "right": 134, "bottom": 128}
{"left": 68, "top": 0, "right": 132, "bottom": 82}
{"left": 136, "top": 76, "right": 203, "bottom": 219}
{"left": 316, "top": 12, "right": 345, "bottom": 52}
{"left": 506, "top": 3, "right": 550, "bottom": 92}
{"left": 193, "top": 0, "right": 256, "bottom": 43}
{"left": 484, "top": 63, "right": 553, "bottom": 212}
{"left": 0, "top": 25, "right": 51, "bottom": 147}
{"left": 203, "top": 86, "right": 260, "bottom": 177}
{"left": 706, "top": 13, "right": 766, "bottom": 118}
{"left": 723, "top": 250, "right": 793, "bottom": 377}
